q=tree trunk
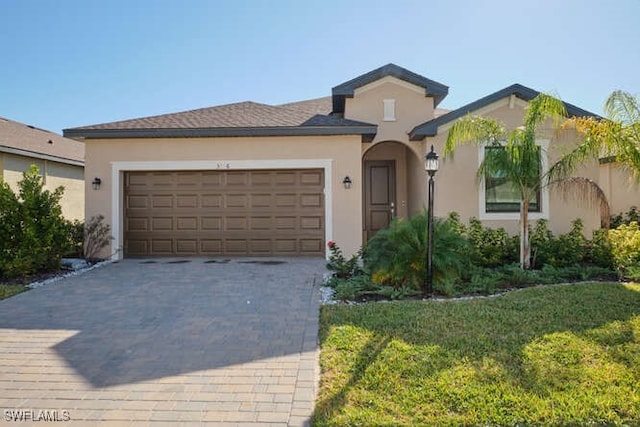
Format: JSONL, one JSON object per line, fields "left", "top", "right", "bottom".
{"left": 520, "top": 200, "right": 531, "bottom": 269}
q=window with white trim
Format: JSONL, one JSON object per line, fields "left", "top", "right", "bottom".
{"left": 484, "top": 146, "right": 540, "bottom": 213}
{"left": 478, "top": 140, "right": 550, "bottom": 220}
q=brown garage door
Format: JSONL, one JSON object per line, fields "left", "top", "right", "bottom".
{"left": 124, "top": 169, "right": 325, "bottom": 257}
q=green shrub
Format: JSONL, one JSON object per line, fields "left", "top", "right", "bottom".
{"left": 610, "top": 206, "right": 640, "bottom": 228}
{"left": 64, "top": 219, "right": 85, "bottom": 258}
{"left": 332, "top": 275, "right": 377, "bottom": 301}
{"left": 608, "top": 221, "right": 640, "bottom": 279}
{"left": 466, "top": 217, "right": 518, "bottom": 267}
{"left": 0, "top": 166, "right": 72, "bottom": 278}
{"left": 553, "top": 219, "right": 587, "bottom": 267}
{"left": 585, "top": 228, "right": 614, "bottom": 269}
{"left": 326, "top": 241, "right": 361, "bottom": 280}
{"left": 363, "top": 211, "right": 469, "bottom": 294}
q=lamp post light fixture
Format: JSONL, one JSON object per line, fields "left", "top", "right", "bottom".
{"left": 424, "top": 145, "right": 439, "bottom": 296}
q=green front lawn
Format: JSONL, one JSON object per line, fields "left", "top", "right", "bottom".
{"left": 314, "top": 282, "right": 640, "bottom": 426}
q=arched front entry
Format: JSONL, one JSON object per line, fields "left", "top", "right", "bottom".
{"left": 362, "top": 140, "right": 426, "bottom": 241}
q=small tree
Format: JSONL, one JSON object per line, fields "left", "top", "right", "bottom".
{"left": 0, "top": 166, "right": 71, "bottom": 277}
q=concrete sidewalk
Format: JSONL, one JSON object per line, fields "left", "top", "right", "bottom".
{"left": 0, "top": 258, "right": 326, "bottom": 426}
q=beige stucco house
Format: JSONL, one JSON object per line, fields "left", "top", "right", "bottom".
{"left": 1, "top": 116, "right": 84, "bottom": 220}
{"left": 64, "top": 64, "right": 637, "bottom": 259}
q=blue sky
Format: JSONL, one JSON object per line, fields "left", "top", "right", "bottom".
{"left": 2, "top": 0, "right": 639, "bottom": 134}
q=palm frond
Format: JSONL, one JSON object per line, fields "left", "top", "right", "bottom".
{"left": 549, "top": 177, "right": 611, "bottom": 228}
{"left": 444, "top": 115, "right": 506, "bottom": 157}
{"left": 524, "top": 92, "right": 567, "bottom": 131}
{"left": 605, "top": 90, "right": 640, "bottom": 127}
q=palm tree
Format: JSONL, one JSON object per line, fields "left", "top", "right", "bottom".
{"left": 555, "top": 90, "right": 640, "bottom": 183}
{"left": 444, "top": 93, "right": 608, "bottom": 269}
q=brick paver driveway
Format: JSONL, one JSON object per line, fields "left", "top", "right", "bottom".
{"left": 0, "top": 258, "right": 327, "bottom": 426}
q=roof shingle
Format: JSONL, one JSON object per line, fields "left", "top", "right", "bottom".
{"left": 0, "top": 117, "right": 84, "bottom": 164}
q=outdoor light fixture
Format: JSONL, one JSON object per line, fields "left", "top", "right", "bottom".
{"left": 342, "top": 176, "right": 352, "bottom": 189}
{"left": 92, "top": 177, "right": 102, "bottom": 190}
{"left": 425, "top": 145, "right": 439, "bottom": 296}
{"left": 425, "top": 144, "right": 439, "bottom": 175}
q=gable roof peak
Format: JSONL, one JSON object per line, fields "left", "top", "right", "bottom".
{"left": 409, "top": 82, "right": 600, "bottom": 140}
{"left": 331, "top": 64, "right": 449, "bottom": 114}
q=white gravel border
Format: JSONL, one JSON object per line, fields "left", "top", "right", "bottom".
{"left": 27, "top": 259, "right": 117, "bottom": 289}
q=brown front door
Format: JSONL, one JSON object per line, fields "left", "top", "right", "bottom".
{"left": 364, "top": 160, "right": 396, "bottom": 240}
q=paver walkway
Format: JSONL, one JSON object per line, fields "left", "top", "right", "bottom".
{"left": 0, "top": 258, "right": 326, "bottom": 426}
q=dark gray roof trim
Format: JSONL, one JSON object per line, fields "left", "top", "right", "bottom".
{"left": 409, "top": 83, "right": 600, "bottom": 140}
{"left": 0, "top": 145, "right": 84, "bottom": 167}
{"left": 331, "top": 63, "right": 449, "bottom": 114}
{"left": 63, "top": 125, "right": 378, "bottom": 142}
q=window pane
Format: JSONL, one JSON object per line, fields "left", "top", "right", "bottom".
{"left": 484, "top": 147, "right": 540, "bottom": 213}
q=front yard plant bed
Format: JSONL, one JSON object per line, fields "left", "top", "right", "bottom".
{"left": 314, "top": 282, "right": 640, "bottom": 426}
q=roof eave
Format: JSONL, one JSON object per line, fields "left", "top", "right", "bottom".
{"left": 63, "top": 125, "right": 378, "bottom": 141}
{"left": 0, "top": 145, "right": 84, "bottom": 166}
{"left": 409, "top": 84, "right": 601, "bottom": 141}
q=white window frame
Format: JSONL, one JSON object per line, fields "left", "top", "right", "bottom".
{"left": 478, "top": 140, "right": 550, "bottom": 220}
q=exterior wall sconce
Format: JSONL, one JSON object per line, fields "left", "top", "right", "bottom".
{"left": 92, "top": 177, "right": 102, "bottom": 190}
{"left": 342, "top": 176, "right": 352, "bottom": 189}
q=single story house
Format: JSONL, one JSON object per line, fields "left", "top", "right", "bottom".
{"left": 1, "top": 116, "right": 84, "bottom": 220}
{"left": 64, "top": 64, "right": 637, "bottom": 259}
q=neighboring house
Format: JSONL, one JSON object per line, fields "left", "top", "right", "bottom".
{"left": 1, "top": 116, "right": 85, "bottom": 221}
{"left": 64, "top": 64, "right": 636, "bottom": 259}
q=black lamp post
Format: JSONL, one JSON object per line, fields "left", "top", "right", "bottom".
{"left": 425, "top": 145, "right": 439, "bottom": 296}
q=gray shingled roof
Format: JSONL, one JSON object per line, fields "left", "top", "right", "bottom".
{"left": 64, "top": 97, "right": 377, "bottom": 140}
{"left": 0, "top": 117, "right": 84, "bottom": 165}
{"left": 410, "top": 84, "right": 600, "bottom": 140}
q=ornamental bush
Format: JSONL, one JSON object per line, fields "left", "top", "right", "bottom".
{"left": 0, "top": 166, "right": 73, "bottom": 278}
{"left": 363, "top": 211, "right": 469, "bottom": 294}
{"left": 608, "top": 221, "right": 640, "bottom": 280}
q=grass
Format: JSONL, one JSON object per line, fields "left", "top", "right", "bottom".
{"left": 314, "top": 282, "right": 640, "bottom": 426}
{"left": 0, "top": 284, "right": 29, "bottom": 300}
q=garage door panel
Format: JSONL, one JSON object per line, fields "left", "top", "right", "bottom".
{"left": 202, "top": 217, "right": 222, "bottom": 230}
{"left": 124, "top": 169, "right": 325, "bottom": 257}
{"left": 127, "top": 195, "right": 148, "bottom": 209}
{"left": 226, "top": 217, "right": 247, "bottom": 230}
{"left": 202, "top": 194, "right": 222, "bottom": 207}
{"left": 151, "top": 239, "right": 173, "bottom": 254}
{"left": 300, "top": 239, "right": 323, "bottom": 253}
{"left": 176, "top": 217, "right": 197, "bottom": 230}
{"left": 176, "top": 239, "right": 197, "bottom": 254}
{"left": 152, "top": 195, "right": 173, "bottom": 208}
{"left": 250, "top": 217, "right": 272, "bottom": 230}
{"left": 200, "top": 240, "right": 222, "bottom": 254}
{"left": 151, "top": 217, "right": 173, "bottom": 231}
{"left": 226, "top": 172, "right": 249, "bottom": 186}
{"left": 177, "top": 195, "right": 198, "bottom": 208}
{"left": 275, "top": 194, "right": 296, "bottom": 207}
{"left": 226, "top": 194, "right": 248, "bottom": 208}
{"left": 301, "top": 170, "right": 323, "bottom": 185}
{"left": 226, "top": 240, "right": 248, "bottom": 253}
{"left": 301, "top": 216, "right": 322, "bottom": 229}
{"left": 301, "top": 194, "right": 322, "bottom": 207}
{"left": 275, "top": 172, "right": 296, "bottom": 185}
